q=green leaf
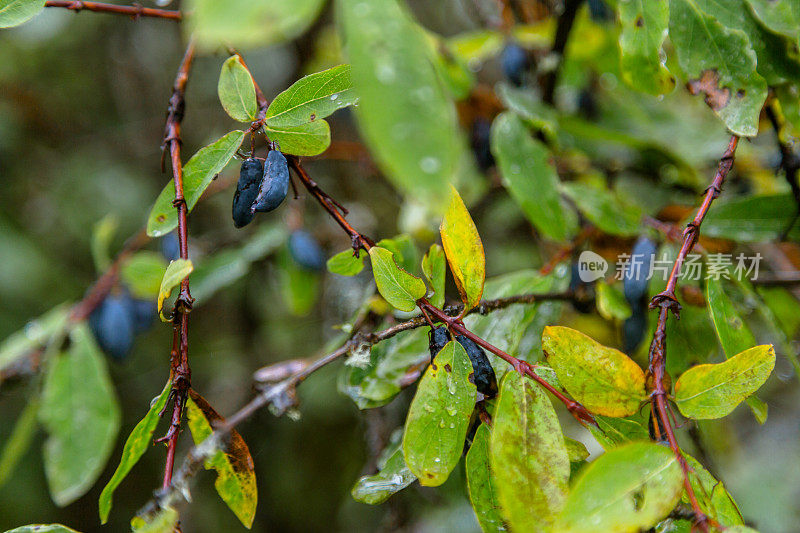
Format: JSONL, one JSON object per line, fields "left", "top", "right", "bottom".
{"left": 596, "top": 281, "right": 632, "bottom": 321}
{"left": 562, "top": 182, "right": 642, "bottom": 236}
{"left": 491, "top": 112, "right": 575, "bottom": 241}
{"left": 489, "top": 371, "right": 569, "bottom": 532}
{"left": 668, "top": 0, "right": 768, "bottom": 136}
{"left": 0, "top": 0, "right": 45, "bottom": 28}
{"left": 542, "top": 326, "right": 647, "bottom": 417}
{"left": 185, "top": 0, "right": 325, "bottom": 52}
{"left": 552, "top": 442, "right": 684, "bottom": 532}
{"left": 369, "top": 247, "right": 426, "bottom": 312}
{"left": 683, "top": 454, "right": 745, "bottom": 527}
{"left": 265, "top": 64, "right": 358, "bottom": 128}
{"left": 99, "top": 380, "right": 171, "bottom": 524}
{"left": 466, "top": 424, "right": 506, "bottom": 533}
{"left": 440, "top": 185, "right": 486, "bottom": 310}
{"left": 496, "top": 84, "right": 559, "bottom": 143}
{"left": 402, "top": 341, "right": 476, "bottom": 486}
{"left": 121, "top": 252, "right": 168, "bottom": 300}
{"left": 39, "top": 324, "right": 121, "bottom": 506}
{"left": 327, "top": 249, "right": 366, "bottom": 276}
{"left": 339, "top": 0, "right": 462, "bottom": 205}
{"left": 0, "top": 397, "right": 39, "bottom": 488}
{"left": 147, "top": 130, "right": 247, "bottom": 237}
{"left": 421, "top": 243, "right": 446, "bottom": 308}
{"left": 263, "top": 119, "right": 330, "bottom": 156}
{"left": 617, "top": 0, "right": 676, "bottom": 95}
{"left": 702, "top": 193, "right": 800, "bottom": 241}
{"left": 157, "top": 259, "right": 193, "bottom": 321}
{"left": 218, "top": 56, "right": 258, "bottom": 122}
{"left": 351, "top": 448, "right": 416, "bottom": 505}
{"left": 589, "top": 415, "right": 650, "bottom": 450}
{"left": 279, "top": 247, "right": 319, "bottom": 317}
{"left": 5, "top": 526, "right": 82, "bottom": 533}
{"left": 446, "top": 29, "right": 504, "bottom": 64}
{"left": 675, "top": 344, "right": 775, "bottom": 419}
{"left": 375, "top": 234, "right": 419, "bottom": 273}
{"left": 186, "top": 390, "right": 257, "bottom": 528}
{"left": 90, "top": 214, "right": 118, "bottom": 273}
{"left": 0, "top": 304, "right": 70, "bottom": 376}
{"left": 705, "top": 277, "right": 766, "bottom": 422}
{"left": 746, "top": 0, "right": 800, "bottom": 46}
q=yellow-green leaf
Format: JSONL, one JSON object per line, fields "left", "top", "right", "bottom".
{"left": 186, "top": 390, "right": 257, "bottom": 528}
{"left": 674, "top": 345, "right": 775, "bottom": 419}
{"left": 466, "top": 424, "right": 507, "bottom": 533}
{"left": 617, "top": 0, "right": 675, "bottom": 95}
{"left": 263, "top": 119, "right": 330, "bottom": 156}
{"left": 0, "top": 0, "right": 45, "bottom": 28}
{"left": 421, "top": 243, "right": 446, "bottom": 309}
{"left": 121, "top": 251, "right": 168, "bottom": 300}
{"left": 542, "top": 326, "right": 647, "bottom": 417}
{"left": 218, "top": 55, "right": 258, "bottom": 122}
{"left": 157, "top": 259, "right": 193, "bottom": 321}
{"left": 265, "top": 64, "right": 357, "bottom": 128}
{"left": 147, "top": 130, "right": 247, "bottom": 237}
{"left": 131, "top": 506, "right": 179, "bottom": 533}
{"left": 440, "top": 185, "right": 485, "bottom": 310}
{"left": 402, "top": 341, "right": 476, "bottom": 486}
{"left": 368, "top": 247, "right": 426, "bottom": 312}
{"left": 99, "top": 380, "right": 171, "bottom": 524}
{"left": 552, "top": 442, "right": 684, "bottom": 532}
{"left": 490, "top": 371, "right": 569, "bottom": 532}
{"left": 327, "top": 249, "right": 366, "bottom": 276}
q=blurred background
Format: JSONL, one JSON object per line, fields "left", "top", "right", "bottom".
{"left": 1, "top": 1, "right": 800, "bottom": 532}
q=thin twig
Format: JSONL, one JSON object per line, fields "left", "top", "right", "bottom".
{"left": 646, "top": 135, "right": 739, "bottom": 531}
{"left": 541, "top": 0, "right": 584, "bottom": 105}
{"left": 159, "top": 40, "right": 196, "bottom": 492}
{"left": 45, "top": 1, "right": 181, "bottom": 20}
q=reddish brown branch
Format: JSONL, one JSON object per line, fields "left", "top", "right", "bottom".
{"left": 646, "top": 135, "right": 739, "bottom": 531}
{"left": 45, "top": 1, "right": 181, "bottom": 20}
{"left": 159, "top": 40, "right": 196, "bottom": 492}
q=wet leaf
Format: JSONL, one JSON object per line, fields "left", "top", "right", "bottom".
{"left": 489, "top": 371, "right": 569, "bottom": 532}
{"left": 617, "top": 0, "right": 675, "bottom": 95}
{"left": 702, "top": 193, "right": 800, "bottom": 242}
{"left": 147, "top": 130, "right": 247, "bottom": 237}
{"left": 5, "top": 526, "right": 82, "bottom": 533}
{"left": 369, "top": 247, "right": 426, "bottom": 312}
{"left": 491, "top": 112, "right": 575, "bottom": 241}
{"left": 674, "top": 344, "right": 775, "bottom": 419}
{"left": 466, "top": 424, "right": 506, "bottom": 533}
{"left": 186, "top": 390, "right": 257, "bottom": 528}
{"left": 552, "top": 442, "right": 684, "bottom": 532}
{"left": 339, "top": 0, "right": 461, "bottom": 205}
{"left": 39, "top": 324, "right": 121, "bottom": 506}
{"left": 265, "top": 64, "right": 357, "bottom": 128}
{"left": 562, "top": 182, "right": 642, "bottom": 236}
{"left": 402, "top": 341, "right": 476, "bottom": 486}
{"left": 121, "top": 252, "right": 168, "bottom": 300}
{"left": 327, "top": 249, "right": 366, "bottom": 276}
{"left": 542, "top": 326, "right": 647, "bottom": 417}
{"left": 669, "top": 0, "right": 768, "bottom": 136}
{"left": 440, "top": 185, "right": 485, "bottom": 310}
{"left": 157, "top": 259, "right": 193, "bottom": 321}
{"left": 351, "top": 448, "right": 416, "bottom": 505}
{"left": 0, "top": 0, "right": 45, "bottom": 28}
{"left": 746, "top": 0, "right": 800, "bottom": 46}
{"left": 263, "top": 119, "right": 330, "bottom": 156}
{"left": 421, "top": 243, "right": 446, "bottom": 308}
{"left": 99, "top": 380, "right": 171, "bottom": 524}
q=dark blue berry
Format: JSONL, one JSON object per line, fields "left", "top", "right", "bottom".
{"left": 232, "top": 158, "right": 264, "bottom": 228}
{"left": 89, "top": 294, "right": 135, "bottom": 360}
{"left": 569, "top": 263, "right": 596, "bottom": 314}
{"left": 622, "top": 303, "right": 647, "bottom": 355}
{"left": 161, "top": 231, "right": 180, "bottom": 261}
{"left": 288, "top": 230, "right": 326, "bottom": 271}
{"left": 131, "top": 298, "right": 155, "bottom": 333}
{"left": 501, "top": 43, "right": 528, "bottom": 87}
{"left": 455, "top": 335, "right": 498, "bottom": 399}
{"left": 252, "top": 150, "right": 289, "bottom": 214}
{"left": 623, "top": 237, "right": 658, "bottom": 304}
{"left": 471, "top": 117, "right": 494, "bottom": 171}
{"left": 428, "top": 326, "right": 451, "bottom": 363}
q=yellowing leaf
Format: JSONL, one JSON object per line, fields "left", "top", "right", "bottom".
{"left": 218, "top": 55, "right": 258, "bottom": 122}
{"left": 368, "top": 247, "right": 426, "bottom": 312}
{"left": 466, "top": 424, "right": 506, "bottom": 533}
{"left": 402, "top": 341, "right": 476, "bottom": 486}
{"left": 157, "top": 259, "right": 193, "bottom": 322}
{"left": 440, "top": 185, "right": 485, "bottom": 310}
{"left": 490, "top": 371, "right": 569, "bottom": 532}
{"left": 542, "top": 326, "right": 646, "bottom": 417}
{"left": 186, "top": 390, "right": 257, "bottom": 528}
{"left": 674, "top": 345, "right": 775, "bottom": 419}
